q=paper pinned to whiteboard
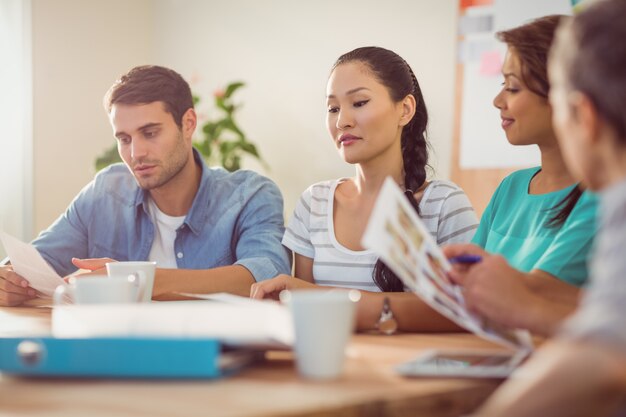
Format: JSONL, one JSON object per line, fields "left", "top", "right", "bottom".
{"left": 479, "top": 50, "right": 502, "bottom": 76}
{"left": 493, "top": 0, "right": 572, "bottom": 32}
{"left": 459, "top": 13, "right": 493, "bottom": 35}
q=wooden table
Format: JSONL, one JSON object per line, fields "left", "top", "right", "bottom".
{"left": 0, "top": 304, "right": 505, "bottom": 417}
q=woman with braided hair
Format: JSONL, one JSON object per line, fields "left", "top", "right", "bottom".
{"left": 250, "top": 46, "right": 478, "bottom": 332}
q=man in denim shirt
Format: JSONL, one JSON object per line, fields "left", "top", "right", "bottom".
{"left": 0, "top": 65, "right": 290, "bottom": 306}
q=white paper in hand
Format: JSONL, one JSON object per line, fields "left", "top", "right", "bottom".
{"left": 0, "top": 231, "right": 66, "bottom": 298}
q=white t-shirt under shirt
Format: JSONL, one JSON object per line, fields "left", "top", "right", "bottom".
{"left": 282, "top": 179, "right": 479, "bottom": 292}
{"left": 146, "top": 197, "right": 186, "bottom": 268}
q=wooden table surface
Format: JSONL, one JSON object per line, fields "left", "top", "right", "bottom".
{"left": 0, "top": 303, "right": 505, "bottom": 417}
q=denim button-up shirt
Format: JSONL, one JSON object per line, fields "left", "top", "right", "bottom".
{"left": 33, "top": 150, "right": 291, "bottom": 280}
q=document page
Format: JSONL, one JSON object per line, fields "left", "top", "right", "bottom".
{"left": 0, "top": 231, "right": 65, "bottom": 297}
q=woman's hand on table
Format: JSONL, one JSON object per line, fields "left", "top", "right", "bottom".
{"left": 250, "top": 274, "right": 318, "bottom": 301}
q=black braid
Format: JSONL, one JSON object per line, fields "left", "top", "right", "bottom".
{"left": 373, "top": 59, "right": 430, "bottom": 293}
{"left": 401, "top": 63, "right": 429, "bottom": 194}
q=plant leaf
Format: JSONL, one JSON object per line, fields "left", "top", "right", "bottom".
{"left": 215, "top": 96, "right": 228, "bottom": 112}
{"left": 224, "top": 82, "right": 245, "bottom": 99}
{"left": 95, "top": 144, "right": 122, "bottom": 171}
{"left": 239, "top": 142, "right": 260, "bottom": 158}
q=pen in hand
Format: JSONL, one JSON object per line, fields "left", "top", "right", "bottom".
{"left": 448, "top": 255, "right": 482, "bottom": 265}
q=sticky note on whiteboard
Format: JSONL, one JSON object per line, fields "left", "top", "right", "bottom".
{"left": 479, "top": 50, "right": 502, "bottom": 76}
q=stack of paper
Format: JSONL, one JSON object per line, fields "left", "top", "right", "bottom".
{"left": 52, "top": 297, "right": 294, "bottom": 349}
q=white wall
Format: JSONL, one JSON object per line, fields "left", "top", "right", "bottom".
{"left": 153, "top": 0, "right": 458, "bottom": 217}
{"left": 0, "top": 0, "right": 32, "bottom": 258}
{"left": 31, "top": 0, "right": 155, "bottom": 234}
{"left": 29, "top": 0, "right": 458, "bottom": 232}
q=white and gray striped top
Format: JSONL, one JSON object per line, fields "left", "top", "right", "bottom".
{"left": 282, "top": 179, "right": 479, "bottom": 292}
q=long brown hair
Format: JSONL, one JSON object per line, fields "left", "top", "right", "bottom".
{"left": 498, "top": 15, "right": 582, "bottom": 228}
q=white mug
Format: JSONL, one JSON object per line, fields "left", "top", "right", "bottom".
{"left": 106, "top": 261, "right": 156, "bottom": 303}
{"left": 53, "top": 274, "right": 144, "bottom": 305}
{"left": 282, "top": 289, "right": 360, "bottom": 379}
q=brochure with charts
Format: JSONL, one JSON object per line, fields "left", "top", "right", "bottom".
{"left": 361, "top": 177, "right": 533, "bottom": 351}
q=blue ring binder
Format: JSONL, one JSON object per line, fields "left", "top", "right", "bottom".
{"left": 0, "top": 337, "right": 258, "bottom": 379}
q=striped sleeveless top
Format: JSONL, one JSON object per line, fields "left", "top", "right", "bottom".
{"left": 282, "top": 179, "right": 478, "bottom": 292}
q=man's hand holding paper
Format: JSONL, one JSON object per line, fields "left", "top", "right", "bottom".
{"left": 0, "top": 232, "right": 67, "bottom": 306}
{"left": 0, "top": 265, "right": 37, "bottom": 306}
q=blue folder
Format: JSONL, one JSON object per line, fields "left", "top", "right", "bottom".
{"left": 0, "top": 337, "right": 260, "bottom": 379}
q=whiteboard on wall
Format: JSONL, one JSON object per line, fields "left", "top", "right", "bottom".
{"left": 458, "top": 0, "right": 572, "bottom": 169}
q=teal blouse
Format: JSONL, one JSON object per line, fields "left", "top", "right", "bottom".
{"left": 472, "top": 167, "right": 598, "bottom": 286}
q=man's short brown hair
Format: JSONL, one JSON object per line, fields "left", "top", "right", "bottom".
{"left": 104, "top": 65, "right": 194, "bottom": 128}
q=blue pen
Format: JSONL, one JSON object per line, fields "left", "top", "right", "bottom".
{"left": 449, "top": 254, "right": 482, "bottom": 264}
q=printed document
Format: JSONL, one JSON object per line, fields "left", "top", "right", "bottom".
{"left": 361, "top": 178, "right": 532, "bottom": 350}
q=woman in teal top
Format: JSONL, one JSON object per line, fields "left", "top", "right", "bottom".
{"left": 444, "top": 15, "right": 598, "bottom": 337}
{"left": 473, "top": 167, "right": 597, "bottom": 287}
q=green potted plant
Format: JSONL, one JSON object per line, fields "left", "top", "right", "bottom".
{"left": 194, "top": 81, "right": 266, "bottom": 171}
{"left": 95, "top": 81, "right": 266, "bottom": 172}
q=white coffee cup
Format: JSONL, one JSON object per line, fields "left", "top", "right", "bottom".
{"left": 106, "top": 261, "right": 157, "bottom": 303}
{"left": 282, "top": 289, "right": 360, "bottom": 380}
{"left": 53, "top": 274, "right": 144, "bottom": 305}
